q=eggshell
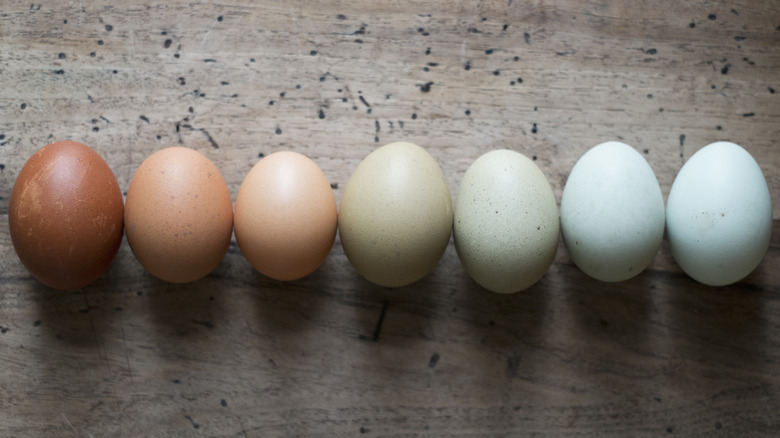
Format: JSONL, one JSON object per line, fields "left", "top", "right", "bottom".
{"left": 666, "top": 141, "right": 772, "bottom": 286}
{"left": 560, "top": 141, "right": 665, "bottom": 282}
{"left": 124, "top": 147, "right": 233, "bottom": 283}
{"left": 234, "top": 151, "right": 337, "bottom": 281}
{"left": 339, "top": 142, "right": 453, "bottom": 287}
{"left": 9, "top": 141, "right": 124, "bottom": 290}
{"left": 454, "top": 150, "right": 558, "bottom": 293}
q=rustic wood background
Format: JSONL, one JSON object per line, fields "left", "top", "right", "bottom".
{"left": 1, "top": 0, "right": 779, "bottom": 436}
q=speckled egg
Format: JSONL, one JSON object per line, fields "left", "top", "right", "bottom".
{"left": 560, "top": 141, "right": 665, "bottom": 282}
{"left": 666, "top": 141, "right": 772, "bottom": 286}
{"left": 124, "top": 147, "right": 233, "bottom": 283}
{"left": 9, "top": 141, "right": 124, "bottom": 289}
{"left": 454, "top": 149, "right": 559, "bottom": 293}
{"left": 234, "top": 151, "right": 337, "bottom": 281}
{"left": 339, "top": 142, "right": 453, "bottom": 287}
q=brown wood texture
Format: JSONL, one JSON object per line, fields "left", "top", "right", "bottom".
{"left": 1, "top": 0, "right": 779, "bottom": 436}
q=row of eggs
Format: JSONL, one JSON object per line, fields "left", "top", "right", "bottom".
{"left": 8, "top": 140, "right": 773, "bottom": 292}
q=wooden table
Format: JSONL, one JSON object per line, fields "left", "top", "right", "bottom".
{"left": 1, "top": 1, "right": 779, "bottom": 436}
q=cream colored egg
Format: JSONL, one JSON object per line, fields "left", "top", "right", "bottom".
{"left": 339, "top": 142, "right": 453, "bottom": 287}
{"left": 454, "top": 150, "right": 559, "bottom": 293}
{"left": 560, "top": 141, "right": 665, "bottom": 282}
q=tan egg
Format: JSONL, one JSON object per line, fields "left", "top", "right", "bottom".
{"left": 9, "top": 141, "right": 124, "bottom": 289}
{"left": 124, "top": 147, "right": 233, "bottom": 283}
{"left": 339, "top": 142, "right": 453, "bottom": 287}
{"left": 234, "top": 151, "right": 337, "bottom": 281}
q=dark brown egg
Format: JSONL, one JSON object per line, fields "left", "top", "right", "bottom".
{"left": 9, "top": 141, "right": 124, "bottom": 289}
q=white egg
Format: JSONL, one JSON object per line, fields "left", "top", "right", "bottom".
{"left": 454, "top": 150, "right": 559, "bottom": 293}
{"left": 666, "top": 141, "right": 772, "bottom": 286}
{"left": 560, "top": 141, "right": 665, "bottom": 282}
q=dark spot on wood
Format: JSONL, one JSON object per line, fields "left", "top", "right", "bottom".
{"left": 58, "top": 52, "right": 66, "bottom": 59}
{"left": 716, "top": 125, "right": 722, "bottom": 130}
{"left": 250, "top": 58, "right": 255, "bottom": 62}
{"left": 517, "top": 77, "right": 523, "bottom": 83}
{"left": 418, "top": 82, "right": 434, "bottom": 92}
{"left": 731, "top": 9, "right": 739, "bottom": 15}
{"left": 359, "top": 95, "right": 370, "bottom": 107}
{"left": 178, "top": 77, "right": 186, "bottom": 85}
{"left": 97, "top": 39, "right": 104, "bottom": 45}
{"left": 105, "top": 24, "right": 113, "bottom": 31}
{"left": 92, "top": 127, "right": 99, "bottom": 132}
{"left": 428, "top": 353, "right": 440, "bottom": 368}
{"left": 769, "top": 87, "right": 775, "bottom": 94}
{"left": 354, "top": 39, "right": 363, "bottom": 44}
{"left": 708, "top": 14, "right": 716, "bottom": 20}
{"left": 411, "top": 113, "right": 417, "bottom": 120}
{"left": 532, "top": 155, "right": 537, "bottom": 161}
{"left": 90, "top": 52, "right": 96, "bottom": 57}
{"left": 485, "top": 48, "right": 494, "bottom": 55}
{"left": 493, "top": 70, "right": 500, "bottom": 76}
{"left": 204, "top": 58, "right": 217, "bottom": 63}
{"left": 53, "top": 69, "right": 64, "bottom": 75}
{"left": 721, "top": 63, "right": 731, "bottom": 74}
{"left": 647, "top": 93, "right": 653, "bottom": 98}
{"left": 192, "top": 320, "right": 214, "bottom": 329}
{"left": 20, "top": 103, "right": 26, "bottom": 110}
{"left": 666, "top": 426, "right": 673, "bottom": 433}
{"left": 113, "top": 69, "right": 118, "bottom": 74}
{"left": 465, "top": 109, "right": 471, "bottom": 116}
{"left": 645, "top": 48, "right": 657, "bottom": 55}
{"left": 374, "top": 120, "right": 380, "bottom": 132}
{"left": 524, "top": 32, "right": 530, "bottom": 44}
{"left": 310, "top": 50, "right": 317, "bottom": 56}
{"left": 217, "top": 15, "right": 223, "bottom": 22}
{"left": 319, "top": 108, "right": 325, "bottom": 119}
{"left": 221, "top": 399, "right": 227, "bottom": 407}
{"left": 337, "top": 14, "right": 347, "bottom": 20}
{"left": 679, "top": 134, "right": 685, "bottom": 146}
{"left": 360, "top": 427, "right": 369, "bottom": 433}
{"left": 275, "top": 127, "right": 282, "bottom": 135}
{"left": 743, "top": 112, "right": 755, "bottom": 117}
{"left": 735, "top": 36, "right": 746, "bottom": 42}
{"left": 425, "top": 47, "right": 431, "bottom": 55}
{"left": 258, "top": 152, "right": 265, "bottom": 158}
{"left": 643, "top": 149, "right": 649, "bottom": 154}
{"left": 330, "top": 182, "right": 338, "bottom": 189}
{"left": 280, "top": 91, "right": 286, "bottom": 98}
{"left": 468, "top": 27, "right": 481, "bottom": 34}
{"left": 188, "top": 106, "right": 194, "bottom": 113}
{"left": 185, "top": 415, "right": 200, "bottom": 429}
{"left": 164, "top": 39, "right": 172, "bottom": 48}
{"left": 464, "top": 60, "right": 471, "bottom": 70}
{"left": 34, "top": 320, "right": 41, "bottom": 327}
{"left": 358, "top": 301, "right": 389, "bottom": 342}
{"left": 531, "top": 123, "right": 538, "bottom": 134}
{"left": 689, "top": 21, "right": 696, "bottom": 28}
{"left": 139, "top": 115, "right": 150, "bottom": 123}
{"left": 0, "top": 326, "right": 8, "bottom": 334}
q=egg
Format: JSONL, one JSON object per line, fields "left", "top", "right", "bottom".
{"left": 454, "top": 150, "right": 558, "bottom": 293}
{"left": 560, "top": 141, "right": 665, "bottom": 282}
{"left": 8, "top": 141, "right": 124, "bottom": 289}
{"left": 666, "top": 141, "right": 772, "bottom": 286}
{"left": 234, "top": 151, "right": 337, "bottom": 281}
{"left": 124, "top": 147, "right": 233, "bottom": 283}
{"left": 339, "top": 142, "right": 453, "bottom": 287}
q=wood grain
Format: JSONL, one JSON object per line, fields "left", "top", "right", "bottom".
{"left": 1, "top": 0, "right": 779, "bottom": 436}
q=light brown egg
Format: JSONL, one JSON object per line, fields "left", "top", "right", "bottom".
{"left": 9, "top": 141, "right": 124, "bottom": 290}
{"left": 124, "top": 147, "right": 233, "bottom": 283}
{"left": 234, "top": 151, "right": 337, "bottom": 281}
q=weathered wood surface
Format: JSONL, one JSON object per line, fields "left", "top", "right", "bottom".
{"left": 1, "top": 0, "right": 779, "bottom": 436}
